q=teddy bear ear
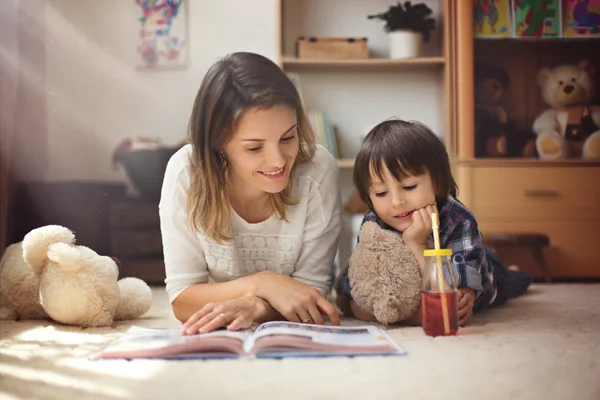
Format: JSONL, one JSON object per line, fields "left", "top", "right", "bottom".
{"left": 578, "top": 59, "right": 594, "bottom": 77}
{"left": 47, "top": 243, "right": 82, "bottom": 273}
{"left": 22, "top": 225, "right": 75, "bottom": 275}
{"left": 537, "top": 68, "right": 552, "bottom": 87}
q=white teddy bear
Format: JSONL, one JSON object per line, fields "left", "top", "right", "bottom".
{"left": 0, "top": 225, "right": 153, "bottom": 327}
{"left": 533, "top": 59, "right": 600, "bottom": 159}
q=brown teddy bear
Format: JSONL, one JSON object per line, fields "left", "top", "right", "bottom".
{"left": 533, "top": 60, "right": 600, "bottom": 159}
{"left": 334, "top": 221, "right": 421, "bottom": 325}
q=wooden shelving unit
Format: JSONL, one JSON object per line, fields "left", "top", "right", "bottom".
{"left": 453, "top": 5, "right": 600, "bottom": 279}
{"left": 278, "top": 0, "right": 453, "bottom": 262}
{"left": 282, "top": 56, "right": 446, "bottom": 69}
{"left": 278, "top": 0, "right": 452, "bottom": 169}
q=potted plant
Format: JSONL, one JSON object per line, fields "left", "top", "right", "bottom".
{"left": 368, "top": 1, "right": 435, "bottom": 59}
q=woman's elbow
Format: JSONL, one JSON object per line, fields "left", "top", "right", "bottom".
{"left": 171, "top": 299, "right": 190, "bottom": 323}
{"left": 170, "top": 293, "right": 193, "bottom": 323}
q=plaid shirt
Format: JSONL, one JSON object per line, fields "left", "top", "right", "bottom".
{"left": 352, "top": 195, "right": 498, "bottom": 309}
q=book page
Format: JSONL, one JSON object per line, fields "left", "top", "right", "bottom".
{"left": 94, "top": 326, "right": 252, "bottom": 359}
{"left": 244, "top": 322, "right": 397, "bottom": 353}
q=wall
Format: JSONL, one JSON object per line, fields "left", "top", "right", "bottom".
{"left": 43, "top": 0, "right": 278, "bottom": 181}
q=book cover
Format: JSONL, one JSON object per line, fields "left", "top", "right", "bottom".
{"left": 473, "top": 0, "right": 512, "bottom": 38}
{"left": 563, "top": 0, "right": 600, "bottom": 37}
{"left": 93, "top": 322, "right": 406, "bottom": 360}
{"left": 513, "top": 0, "right": 562, "bottom": 37}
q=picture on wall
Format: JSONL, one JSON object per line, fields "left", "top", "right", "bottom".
{"left": 135, "top": 0, "right": 188, "bottom": 69}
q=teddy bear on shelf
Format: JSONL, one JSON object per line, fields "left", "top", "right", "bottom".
{"left": 0, "top": 225, "right": 153, "bottom": 327}
{"left": 534, "top": 59, "right": 600, "bottom": 159}
{"left": 334, "top": 221, "right": 422, "bottom": 325}
{"left": 474, "top": 61, "right": 536, "bottom": 158}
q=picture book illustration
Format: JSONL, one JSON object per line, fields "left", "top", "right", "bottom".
{"left": 513, "top": 0, "right": 562, "bottom": 37}
{"left": 474, "top": 0, "right": 512, "bottom": 37}
{"left": 563, "top": 0, "right": 600, "bottom": 37}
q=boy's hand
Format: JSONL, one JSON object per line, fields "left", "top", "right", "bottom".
{"left": 457, "top": 288, "right": 475, "bottom": 326}
{"left": 402, "top": 204, "right": 437, "bottom": 248}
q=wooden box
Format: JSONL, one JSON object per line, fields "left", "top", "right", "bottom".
{"left": 296, "top": 37, "right": 369, "bottom": 60}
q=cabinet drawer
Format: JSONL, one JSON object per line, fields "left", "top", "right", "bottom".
{"left": 109, "top": 201, "right": 159, "bottom": 228}
{"left": 110, "top": 230, "right": 163, "bottom": 257}
{"left": 470, "top": 166, "right": 600, "bottom": 222}
{"left": 479, "top": 220, "right": 600, "bottom": 278}
{"left": 118, "top": 258, "right": 165, "bottom": 285}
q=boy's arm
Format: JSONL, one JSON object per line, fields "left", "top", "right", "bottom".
{"left": 447, "top": 219, "right": 485, "bottom": 296}
{"left": 403, "top": 304, "right": 422, "bottom": 326}
{"left": 350, "top": 300, "right": 378, "bottom": 322}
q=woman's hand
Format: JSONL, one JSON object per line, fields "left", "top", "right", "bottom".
{"left": 181, "top": 294, "right": 269, "bottom": 335}
{"left": 254, "top": 271, "right": 340, "bottom": 326}
{"left": 402, "top": 204, "right": 438, "bottom": 248}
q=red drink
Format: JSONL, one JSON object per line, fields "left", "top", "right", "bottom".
{"left": 421, "top": 291, "right": 458, "bottom": 337}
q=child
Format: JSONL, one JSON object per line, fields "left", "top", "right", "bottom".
{"left": 335, "top": 119, "right": 531, "bottom": 326}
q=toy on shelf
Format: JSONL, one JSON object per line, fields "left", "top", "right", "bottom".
{"left": 513, "top": 0, "right": 562, "bottom": 37}
{"left": 563, "top": 0, "right": 600, "bottom": 37}
{"left": 473, "top": 0, "right": 512, "bottom": 38}
{"left": 474, "top": 61, "right": 536, "bottom": 158}
{"left": 533, "top": 60, "right": 600, "bottom": 159}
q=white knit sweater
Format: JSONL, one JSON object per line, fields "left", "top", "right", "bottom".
{"left": 159, "top": 145, "right": 342, "bottom": 304}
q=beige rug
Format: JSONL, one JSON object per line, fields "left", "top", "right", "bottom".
{"left": 1, "top": 284, "right": 599, "bottom": 400}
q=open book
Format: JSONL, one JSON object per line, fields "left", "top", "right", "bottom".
{"left": 93, "top": 321, "right": 406, "bottom": 360}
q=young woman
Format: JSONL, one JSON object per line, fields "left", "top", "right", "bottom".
{"left": 159, "top": 52, "right": 342, "bottom": 334}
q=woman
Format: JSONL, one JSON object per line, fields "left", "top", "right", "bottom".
{"left": 159, "top": 52, "right": 342, "bottom": 335}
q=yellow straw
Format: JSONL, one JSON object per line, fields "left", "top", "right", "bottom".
{"left": 431, "top": 213, "right": 450, "bottom": 334}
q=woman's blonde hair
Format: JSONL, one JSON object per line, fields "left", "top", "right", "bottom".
{"left": 187, "top": 52, "right": 316, "bottom": 243}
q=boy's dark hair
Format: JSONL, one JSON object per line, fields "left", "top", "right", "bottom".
{"left": 353, "top": 119, "right": 458, "bottom": 210}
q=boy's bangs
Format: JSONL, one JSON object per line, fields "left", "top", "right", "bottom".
{"left": 367, "top": 141, "right": 424, "bottom": 186}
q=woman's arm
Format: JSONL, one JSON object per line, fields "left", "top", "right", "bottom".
{"left": 171, "top": 274, "right": 283, "bottom": 323}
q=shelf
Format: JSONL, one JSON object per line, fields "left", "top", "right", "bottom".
{"left": 337, "top": 158, "right": 355, "bottom": 169}
{"left": 456, "top": 158, "right": 600, "bottom": 167}
{"left": 282, "top": 56, "right": 446, "bottom": 69}
{"left": 474, "top": 36, "right": 600, "bottom": 42}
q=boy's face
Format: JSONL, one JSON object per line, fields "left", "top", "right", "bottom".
{"left": 368, "top": 164, "right": 436, "bottom": 233}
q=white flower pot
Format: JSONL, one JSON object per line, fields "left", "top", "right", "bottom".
{"left": 388, "top": 30, "right": 422, "bottom": 59}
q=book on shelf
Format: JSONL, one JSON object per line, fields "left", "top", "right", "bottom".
{"left": 286, "top": 72, "right": 342, "bottom": 159}
{"left": 307, "top": 110, "right": 340, "bottom": 158}
{"left": 473, "top": 0, "right": 512, "bottom": 38}
{"left": 513, "top": 0, "right": 562, "bottom": 37}
{"left": 93, "top": 321, "right": 405, "bottom": 360}
{"left": 563, "top": 0, "right": 600, "bottom": 37}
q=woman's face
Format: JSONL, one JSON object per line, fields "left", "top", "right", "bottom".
{"left": 223, "top": 105, "right": 299, "bottom": 196}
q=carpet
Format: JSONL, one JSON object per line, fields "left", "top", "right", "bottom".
{"left": 1, "top": 284, "right": 599, "bottom": 400}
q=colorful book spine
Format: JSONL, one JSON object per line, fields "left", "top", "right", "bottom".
{"left": 563, "top": 0, "right": 600, "bottom": 37}
{"left": 513, "top": 0, "right": 562, "bottom": 37}
{"left": 473, "top": 0, "right": 512, "bottom": 38}
{"left": 307, "top": 111, "right": 339, "bottom": 158}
